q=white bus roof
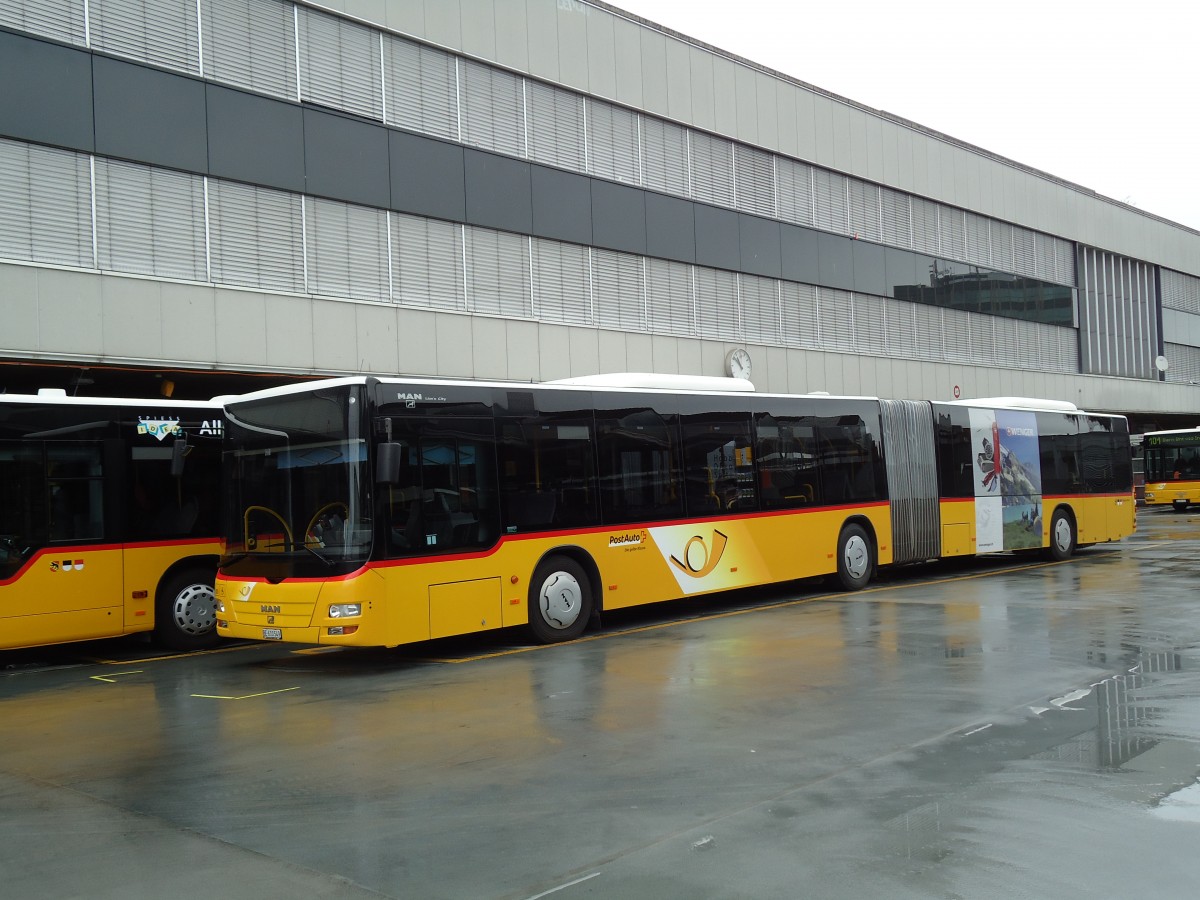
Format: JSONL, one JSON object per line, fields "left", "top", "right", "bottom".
{"left": 0, "top": 390, "right": 221, "bottom": 409}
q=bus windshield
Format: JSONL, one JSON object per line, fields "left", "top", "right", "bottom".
{"left": 221, "top": 385, "right": 372, "bottom": 577}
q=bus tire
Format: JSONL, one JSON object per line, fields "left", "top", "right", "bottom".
{"left": 1173, "top": 501, "right": 1189, "bottom": 512}
{"left": 155, "top": 568, "right": 220, "bottom": 650}
{"left": 528, "top": 555, "right": 592, "bottom": 644}
{"left": 836, "top": 523, "right": 873, "bottom": 591}
{"left": 1046, "top": 509, "right": 1076, "bottom": 561}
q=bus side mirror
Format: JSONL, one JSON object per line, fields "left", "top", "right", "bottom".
{"left": 377, "top": 442, "right": 403, "bottom": 484}
{"left": 170, "top": 438, "right": 189, "bottom": 477}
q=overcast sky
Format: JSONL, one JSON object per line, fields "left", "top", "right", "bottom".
{"left": 613, "top": 0, "right": 1199, "bottom": 232}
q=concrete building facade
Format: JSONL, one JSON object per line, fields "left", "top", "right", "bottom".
{"left": 1, "top": 0, "right": 1199, "bottom": 421}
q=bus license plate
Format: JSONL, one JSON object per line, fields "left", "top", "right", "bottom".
{"left": 262, "top": 628, "right": 283, "bottom": 640}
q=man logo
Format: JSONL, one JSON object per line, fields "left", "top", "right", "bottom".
{"left": 669, "top": 530, "right": 729, "bottom": 578}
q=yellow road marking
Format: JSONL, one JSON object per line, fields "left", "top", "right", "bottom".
{"left": 89, "top": 642, "right": 261, "bottom": 666}
{"left": 90, "top": 670, "right": 143, "bottom": 683}
{"left": 190, "top": 687, "right": 301, "bottom": 701}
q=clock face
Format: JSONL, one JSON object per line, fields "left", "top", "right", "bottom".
{"left": 727, "top": 348, "right": 752, "bottom": 379}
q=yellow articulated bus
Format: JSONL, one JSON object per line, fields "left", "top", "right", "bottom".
{"left": 1142, "top": 427, "right": 1200, "bottom": 511}
{"left": 1, "top": 391, "right": 224, "bottom": 651}
{"left": 214, "top": 375, "right": 1134, "bottom": 649}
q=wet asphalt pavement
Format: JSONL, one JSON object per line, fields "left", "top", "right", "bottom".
{"left": 3, "top": 508, "right": 1199, "bottom": 899}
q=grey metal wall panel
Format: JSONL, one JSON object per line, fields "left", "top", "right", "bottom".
{"left": 645, "top": 192, "right": 695, "bottom": 264}
{"left": 527, "top": 0, "right": 558, "bottom": 80}
{"left": 711, "top": 55, "right": 737, "bottom": 138}
{"left": 459, "top": 0, "right": 497, "bottom": 60}
{"left": 463, "top": 148, "right": 533, "bottom": 233}
{"left": 639, "top": 28, "right": 669, "bottom": 116}
{"left": 665, "top": 37, "right": 691, "bottom": 122}
{"left": 389, "top": 130, "right": 466, "bottom": 222}
{"left": 206, "top": 84, "right": 304, "bottom": 193}
{"left": 531, "top": 165, "right": 591, "bottom": 245}
{"left": 0, "top": 31, "right": 94, "bottom": 152}
{"left": 611, "top": 15, "right": 642, "bottom": 108}
{"left": 422, "top": 0, "right": 461, "bottom": 49}
{"left": 556, "top": 1, "right": 589, "bottom": 91}
{"left": 303, "top": 108, "right": 390, "bottom": 208}
{"left": 694, "top": 203, "right": 739, "bottom": 272}
{"left": 591, "top": 180, "right": 646, "bottom": 255}
{"left": 494, "top": 0, "right": 530, "bottom": 71}
{"left": 755, "top": 73, "right": 777, "bottom": 151}
{"left": 688, "top": 46, "right": 716, "bottom": 132}
{"left": 818, "top": 231, "right": 854, "bottom": 291}
{"left": 739, "top": 213, "right": 781, "bottom": 278}
{"left": 734, "top": 65, "right": 757, "bottom": 144}
{"left": 780, "top": 223, "right": 819, "bottom": 285}
{"left": 93, "top": 56, "right": 208, "bottom": 173}
{"left": 584, "top": 6, "right": 617, "bottom": 99}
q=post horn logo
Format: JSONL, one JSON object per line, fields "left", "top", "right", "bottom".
{"left": 669, "top": 530, "right": 729, "bottom": 578}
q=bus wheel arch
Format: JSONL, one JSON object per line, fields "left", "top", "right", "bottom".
{"left": 527, "top": 548, "right": 598, "bottom": 643}
{"left": 835, "top": 517, "right": 876, "bottom": 591}
{"left": 154, "top": 556, "right": 220, "bottom": 650}
{"left": 1046, "top": 506, "right": 1077, "bottom": 561}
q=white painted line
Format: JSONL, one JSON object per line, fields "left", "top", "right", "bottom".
{"left": 523, "top": 872, "right": 602, "bottom": 899}
{"left": 963, "top": 723, "right": 993, "bottom": 737}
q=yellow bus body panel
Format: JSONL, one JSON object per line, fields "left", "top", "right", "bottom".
{"left": 217, "top": 505, "right": 893, "bottom": 648}
{"left": 1144, "top": 480, "right": 1200, "bottom": 508}
{"left": 1, "top": 539, "right": 220, "bottom": 650}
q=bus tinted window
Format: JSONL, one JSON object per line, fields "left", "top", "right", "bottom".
{"left": 681, "top": 413, "right": 755, "bottom": 515}
{"left": 47, "top": 442, "right": 104, "bottom": 541}
{"left": 497, "top": 413, "right": 599, "bottom": 530}
{"left": 754, "top": 415, "right": 820, "bottom": 508}
{"left": 596, "top": 407, "right": 682, "bottom": 524}
{"left": 815, "top": 416, "right": 880, "bottom": 503}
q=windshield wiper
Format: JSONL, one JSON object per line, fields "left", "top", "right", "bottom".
{"left": 301, "top": 542, "right": 336, "bottom": 567}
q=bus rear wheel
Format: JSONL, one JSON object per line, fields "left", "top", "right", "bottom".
{"left": 528, "top": 555, "right": 592, "bottom": 643}
{"left": 155, "top": 568, "right": 219, "bottom": 650}
{"left": 836, "top": 523, "right": 873, "bottom": 591}
{"left": 1046, "top": 509, "right": 1076, "bottom": 561}
{"left": 1173, "top": 501, "right": 1190, "bottom": 512}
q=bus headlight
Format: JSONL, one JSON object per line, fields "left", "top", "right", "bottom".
{"left": 329, "top": 604, "right": 362, "bottom": 618}
{"left": 216, "top": 600, "right": 226, "bottom": 613}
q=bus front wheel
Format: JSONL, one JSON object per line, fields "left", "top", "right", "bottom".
{"left": 528, "top": 555, "right": 592, "bottom": 643}
{"left": 1046, "top": 509, "right": 1076, "bottom": 561}
{"left": 155, "top": 568, "right": 220, "bottom": 650}
{"left": 836, "top": 523, "right": 873, "bottom": 591}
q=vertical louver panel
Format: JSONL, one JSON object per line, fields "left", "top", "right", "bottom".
{"left": 880, "top": 187, "right": 910, "bottom": 248}
{"left": 304, "top": 197, "right": 388, "bottom": 301}
{"left": 779, "top": 280, "right": 819, "bottom": 347}
{"left": 391, "top": 213, "right": 465, "bottom": 311}
{"left": 645, "top": 257, "right": 693, "bottom": 336}
{"left": 201, "top": 0, "right": 296, "bottom": 100}
{"left": 847, "top": 180, "right": 880, "bottom": 242}
{"left": 938, "top": 206, "right": 965, "bottom": 261}
{"left": 640, "top": 117, "right": 688, "bottom": 196}
{"left": 586, "top": 100, "right": 640, "bottom": 185}
{"left": 1054, "top": 237, "right": 1075, "bottom": 286}
{"left": 1034, "top": 232, "right": 1056, "bottom": 281}
{"left": 91, "top": 0, "right": 199, "bottom": 74}
{"left": 990, "top": 220, "right": 1014, "bottom": 271}
{"left": 208, "top": 179, "right": 305, "bottom": 292}
{"left": 592, "top": 248, "right": 645, "bottom": 331}
{"left": 526, "top": 81, "right": 586, "bottom": 172}
{"left": 688, "top": 131, "right": 734, "bottom": 207}
{"left": 0, "top": 0, "right": 87, "bottom": 44}
{"left": 95, "top": 159, "right": 206, "bottom": 280}
{"left": 0, "top": 139, "right": 92, "bottom": 267}
{"left": 465, "top": 226, "right": 531, "bottom": 317}
{"left": 911, "top": 303, "right": 943, "bottom": 361}
{"left": 776, "top": 158, "right": 813, "bottom": 227}
{"left": 941, "top": 307, "right": 974, "bottom": 363}
{"left": 886, "top": 300, "right": 916, "bottom": 359}
{"left": 964, "top": 211, "right": 990, "bottom": 267}
{"left": 459, "top": 60, "right": 525, "bottom": 158}
{"left": 734, "top": 145, "right": 775, "bottom": 218}
{"left": 694, "top": 266, "right": 739, "bottom": 339}
{"left": 852, "top": 293, "right": 886, "bottom": 354}
{"left": 691, "top": 132, "right": 734, "bottom": 206}
{"left": 812, "top": 169, "right": 847, "bottom": 234}
{"left": 1012, "top": 226, "right": 1037, "bottom": 277}
{"left": 298, "top": 7, "right": 382, "bottom": 120}
{"left": 383, "top": 35, "right": 457, "bottom": 140}
{"left": 532, "top": 238, "right": 591, "bottom": 325}
{"left": 740, "top": 274, "right": 779, "bottom": 344}
{"left": 910, "top": 197, "right": 939, "bottom": 255}
{"left": 816, "top": 287, "right": 854, "bottom": 351}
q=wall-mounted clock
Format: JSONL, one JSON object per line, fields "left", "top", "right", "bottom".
{"left": 726, "top": 348, "right": 752, "bottom": 380}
